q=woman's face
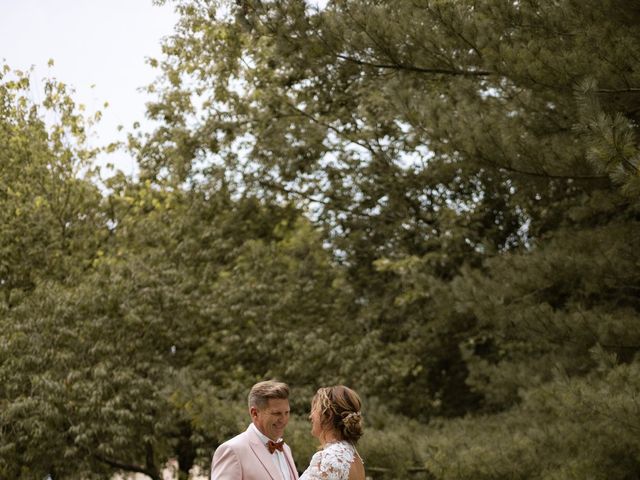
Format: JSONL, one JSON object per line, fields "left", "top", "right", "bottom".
{"left": 309, "top": 402, "right": 323, "bottom": 439}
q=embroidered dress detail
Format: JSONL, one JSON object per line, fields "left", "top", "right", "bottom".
{"left": 300, "top": 441, "right": 359, "bottom": 480}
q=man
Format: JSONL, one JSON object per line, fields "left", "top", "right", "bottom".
{"left": 211, "top": 380, "right": 299, "bottom": 480}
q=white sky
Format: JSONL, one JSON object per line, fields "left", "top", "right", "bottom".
{"left": 0, "top": 0, "right": 179, "bottom": 176}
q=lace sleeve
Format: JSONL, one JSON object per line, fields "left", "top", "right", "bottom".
{"left": 299, "top": 442, "right": 354, "bottom": 480}
{"left": 299, "top": 451, "right": 327, "bottom": 480}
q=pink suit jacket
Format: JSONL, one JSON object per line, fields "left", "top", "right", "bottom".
{"left": 211, "top": 426, "right": 299, "bottom": 480}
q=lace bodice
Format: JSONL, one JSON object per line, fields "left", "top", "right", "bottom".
{"left": 299, "top": 441, "right": 360, "bottom": 480}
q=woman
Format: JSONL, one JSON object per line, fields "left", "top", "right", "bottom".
{"left": 300, "top": 386, "right": 365, "bottom": 480}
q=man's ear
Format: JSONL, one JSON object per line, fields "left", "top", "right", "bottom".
{"left": 250, "top": 406, "right": 258, "bottom": 419}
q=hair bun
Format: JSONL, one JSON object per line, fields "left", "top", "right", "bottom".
{"left": 340, "top": 411, "right": 363, "bottom": 441}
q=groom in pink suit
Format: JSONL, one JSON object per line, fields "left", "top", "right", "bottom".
{"left": 211, "top": 380, "right": 299, "bottom": 480}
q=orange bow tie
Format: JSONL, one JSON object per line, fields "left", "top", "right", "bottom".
{"left": 267, "top": 440, "right": 284, "bottom": 454}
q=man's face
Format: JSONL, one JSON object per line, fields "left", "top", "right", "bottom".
{"left": 251, "top": 398, "right": 290, "bottom": 440}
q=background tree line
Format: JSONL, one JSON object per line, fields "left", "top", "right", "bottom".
{"left": 1, "top": 0, "right": 639, "bottom": 478}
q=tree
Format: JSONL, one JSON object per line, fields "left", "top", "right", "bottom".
{"left": 0, "top": 66, "right": 104, "bottom": 309}
{"left": 142, "top": 0, "right": 640, "bottom": 477}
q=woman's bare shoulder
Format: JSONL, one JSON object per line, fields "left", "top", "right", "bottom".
{"left": 348, "top": 454, "right": 365, "bottom": 480}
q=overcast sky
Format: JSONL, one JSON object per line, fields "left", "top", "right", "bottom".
{"left": 1, "top": 0, "right": 179, "bottom": 175}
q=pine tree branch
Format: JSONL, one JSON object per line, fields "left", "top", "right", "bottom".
{"left": 595, "top": 88, "right": 640, "bottom": 94}
{"left": 343, "top": 5, "right": 468, "bottom": 77}
{"left": 601, "top": 343, "right": 640, "bottom": 350}
{"left": 482, "top": 151, "right": 608, "bottom": 181}
{"left": 342, "top": 7, "right": 410, "bottom": 69}
{"left": 283, "top": 99, "right": 394, "bottom": 165}
{"left": 423, "top": 3, "right": 484, "bottom": 60}
{"left": 254, "top": 0, "right": 491, "bottom": 79}
{"left": 480, "top": 132, "right": 610, "bottom": 182}
{"left": 578, "top": 399, "right": 640, "bottom": 435}
{"left": 335, "top": 54, "right": 493, "bottom": 77}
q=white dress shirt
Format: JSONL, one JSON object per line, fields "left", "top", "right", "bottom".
{"left": 250, "top": 423, "right": 292, "bottom": 480}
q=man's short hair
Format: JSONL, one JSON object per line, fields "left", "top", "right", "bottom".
{"left": 248, "top": 380, "right": 290, "bottom": 410}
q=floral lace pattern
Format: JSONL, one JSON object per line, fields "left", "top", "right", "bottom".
{"left": 300, "top": 441, "right": 358, "bottom": 480}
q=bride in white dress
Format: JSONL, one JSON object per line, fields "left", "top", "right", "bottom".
{"left": 299, "top": 386, "right": 365, "bottom": 480}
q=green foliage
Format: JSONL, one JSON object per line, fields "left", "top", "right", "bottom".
{"left": 1, "top": 278, "right": 171, "bottom": 478}
{"left": 424, "top": 363, "right": 640, "bottom": 480}
{"left": 0, "top": 67, "right": 104, "bottom": 308}
{"left": 2, "top": 0, "right": 640, "bottom": 478}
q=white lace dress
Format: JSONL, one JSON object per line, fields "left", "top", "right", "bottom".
{"left": 299, "top": 441, "right": 361, "bottom": 480}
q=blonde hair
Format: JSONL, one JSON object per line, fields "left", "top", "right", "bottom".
{"left": 312, "top": 385, "right": 363, "bottom": 443}
{"left": 248, "top": 380, "right": 290, "bottom": 410}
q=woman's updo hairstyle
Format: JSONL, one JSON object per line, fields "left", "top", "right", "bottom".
{"left": 313, "top": 385, "right": 364, "bottom": 443}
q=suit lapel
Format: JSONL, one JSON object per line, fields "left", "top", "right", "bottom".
{"left": 283, "top": 446, "right": 299, "bottom": 480}
{"left": 248, "top": 427, "right": 284, "bottom": 480}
